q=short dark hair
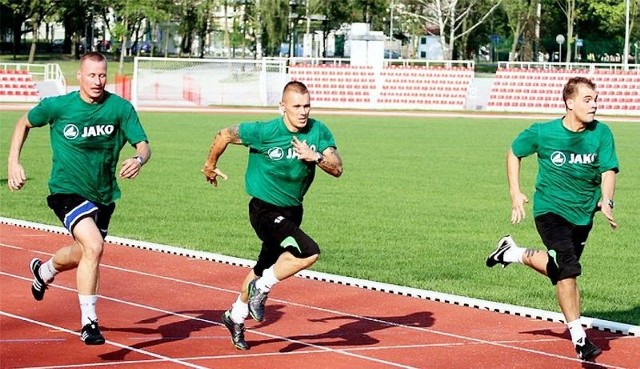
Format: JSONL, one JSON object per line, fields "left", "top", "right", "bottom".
{"left": 80, "top": 51, "right": 107, "bottom": 65}
{"left": 283, "top": 80, "right": 309, "bottom": 96}
{"left": 562, "top": 76, "right": 596, "bottom": 103}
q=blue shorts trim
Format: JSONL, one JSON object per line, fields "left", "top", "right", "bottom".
{"left": 63, "top": 200, "right": 99, "bottom": 232}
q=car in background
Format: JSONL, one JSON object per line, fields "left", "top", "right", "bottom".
{"left": 131, "top": 41, "right": 152, "bottom": 55}
{"left": 52, "top": 39, "right": 64, "bottom": 53}
{"left": 384, "top": 50, "right": 401, "bottom": 59}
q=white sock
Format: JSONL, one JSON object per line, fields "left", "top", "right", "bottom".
{"left": 255, "top": 266, "right": 279, "bottom": 293}
{"left": 78, "top": 295, "right": 98, "bottom": 326}
{"left": 503, "top": 244, "right": 525, "bottom": 264}
{"left": 567, "top": 319, "right": 587, "bottom": 345}
{"left": 230, "top": 295, "right": 248, "bottom": 324}
{"left": 39, "top": 259, "right": 59, "bottom": 283}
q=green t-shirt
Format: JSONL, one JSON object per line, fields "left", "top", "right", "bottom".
{"left": 239, "top": 117, "right": 336, "bottom": 207}
{"left": 511, "top": 118, "right": 619, "bottom": 225}
{"left": 28, "top": 91, "right": 148, "bottom": 205}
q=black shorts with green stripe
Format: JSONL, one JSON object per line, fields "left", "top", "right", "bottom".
{"left": 534, "top": 212, "right": 592, "bottom": 285}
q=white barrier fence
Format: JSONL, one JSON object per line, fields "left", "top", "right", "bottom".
{"left": 132, "top": 57, "right": 288, "bottom": 108}
{"left": 130, "top": 57, "right": 640, "bottom": 116}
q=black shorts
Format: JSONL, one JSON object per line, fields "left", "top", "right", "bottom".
{"left": 47, "top": 194, "right": 115, "bottom": 239}
{"left": 248, "top": 197, "right": 320, "bottom": 276}
{"left": 534, "top": 212, "right": 592, "bottom": 285}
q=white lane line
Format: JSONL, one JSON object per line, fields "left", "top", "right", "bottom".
{"left": 1, "top": 231, "right": 634, "bottom": 368}
{"left": 0, "top": 310, "right": 208, "bottom": 369}
{"left": 0, "top": 272, "right": 417, "bottom": 369}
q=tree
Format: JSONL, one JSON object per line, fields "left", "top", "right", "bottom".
{"left": 311, "top": 0, "right": 351, "bottom": 57}
{"left": 555, "top": 0, "right": 578, "bottom": 62}
{"left": 256, "top": 0, "right": 289, "bottom": 56}
{"left": 502, "top": 0, "right": 537, "bottom": 61}
{"left": 397, "top": 0, "right": 503, "bottom": 60}
{"left": 351, "top": 0, "right": 388, "bottom": 28}
{"left": 0, "top": 0, "right": 55, "bottom": 59}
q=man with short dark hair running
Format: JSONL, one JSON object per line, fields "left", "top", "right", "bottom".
{"left": 7, "top": 51, "right": 150, "bottom": 345}
{"left": 202, "top": 81, "right": 343, "bottom": 350}
{"left": 486, "top": 76, "right": 618, "bottom": 361}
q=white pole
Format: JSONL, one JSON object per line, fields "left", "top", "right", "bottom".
{"left": 535, "top": 1, "right": 541, "bottom": 61}
{"left": 623, "top": 0, "right": 630, "bottom": 69}
{"left": 559, "top": 43, "right": 562, "bottom": 63}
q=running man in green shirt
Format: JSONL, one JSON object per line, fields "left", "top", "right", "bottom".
{"left": 202, "top": 81, "right": 343, "bottom": 350}
{"left": 7, "top": 52, "right": 151, "bottom": 345}
{"left": 486, "top": 76, "right": 618, "bottom": 361}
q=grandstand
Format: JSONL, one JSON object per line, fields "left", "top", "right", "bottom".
{"left": 132, "top": 57, "right": 639, "bottom": 116}
{"left": 0, "top": 69, "right": 39, "bottom": 103}
{"left": 487, "top": 62, "right": 640, "bottom": 116}
{"left": 0, "top": 63, "right": 66, "bottom": 103}
{"left": 287, "top": 60, "right": 475, "bottom": 110}
{"left": 3, "top": 58, "right": 636, "bottom": 117}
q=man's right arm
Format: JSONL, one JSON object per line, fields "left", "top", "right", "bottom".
{"left": 7, "top": 114, "right": 33, "bottom": 191}
{"left": 202, "top": 125, "right": 242, "bottom": 186}
{"left": 507, "top": 148, "right": 529, "bottom": 224}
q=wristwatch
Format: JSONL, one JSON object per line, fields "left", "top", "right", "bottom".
{"left": 315, "top": 152, "right": 324, "bottom": 164}
{"left": 606, "top": 199, "right": 614, "bottom": 209}
{"left": 133, "top": 155, "right": 144, "bottom": 166}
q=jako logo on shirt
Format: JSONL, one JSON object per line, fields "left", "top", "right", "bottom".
{"left": 286, "top": 145, "right": 317, "bottom": 159}
{"left": 63, "top": 124, "right": 115, "bottom": 140}
{"left": 568, "top": 153, "right": 596, "bottom": 164}
{"left": 268, "top": 147, "right": 285, "bottom": 160}
{"left": 268, "top": 144, "right": 318, "bottom": 160}
{"left": 63, "top": 124, "right": 80, "bottom": 139}
{"left": 551, "top": 151, "right": 596, "bottom": 166}
{"left": 82, "top": 125, "right": 115, "bottom": 138}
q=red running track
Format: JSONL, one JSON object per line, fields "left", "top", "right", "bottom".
{"left": 1, "top": 223, "right": 638, "bottom": 369}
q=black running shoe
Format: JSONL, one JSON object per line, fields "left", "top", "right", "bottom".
{"left": 29, "top": 258, "right": 51, "bottom": 301}
{"left": 486, "top": 235, "right": 516, "bottom": 268}
{"left": 575, "top": 337, "right": 602, "bottom": 361}
{"left": 221, "top": 310, "right": 249, "bottom": 350}
{"left": 247, "top": 279, "right": 268, "bottom": 322}
{"left": 81, "top": 319, "right": 105, "bottom": 345}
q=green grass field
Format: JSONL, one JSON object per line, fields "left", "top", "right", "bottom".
{"left": 1, "top": 110, "right": 639, "bottom": 325}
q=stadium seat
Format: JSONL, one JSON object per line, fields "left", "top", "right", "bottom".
{"left": 0, "top": 70, "right": 39, "bottom": 102}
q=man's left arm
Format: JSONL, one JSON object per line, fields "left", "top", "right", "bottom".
{"left": 120, "top": 141, "right": 151, "bottom": 179}
{"left": 317, "top": 147, "right": 343, "bottom": 178}
{"left": 599, "top": 170, "right": 617, "bottom": 229}
{"left": 291, "top": 136, "right": 343, "bottom": 178}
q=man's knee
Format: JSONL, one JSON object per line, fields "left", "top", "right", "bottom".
{"left": 76, "top": 239, "right": 104, "bottom": 262}
{"left": 546, "top": 249, "right": 580, "bottom": 285}
{"left": 303, "top": 253, "right": 319, "bottom": 268}
{"left": 282, "top": 251, "right": 318, "bottom": 269}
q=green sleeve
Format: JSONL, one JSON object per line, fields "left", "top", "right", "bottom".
{"left": 317, "top": 121, "right": 337, "bottom": 152}
{"left": 598, "top": 125, "right": 619, "bottom": 174}
{"left": 511, "top": 123, "right": 539, "bottom": 158}
{"left": 238, "top": 121, "right": 260, "bottom": 147}
{"left": 27, "top": 97, "right": 57, "bottom": 127}
{"left": 120, "top": 101, "right": 148, "bottom": 146}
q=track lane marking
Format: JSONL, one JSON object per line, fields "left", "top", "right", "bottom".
{"left": 1, "top": 234, "right": 633, "bottom": 368}
{"left": 0, "top": 272, "right": 417, "bottom": 369}
{"left": 0, "top": 310, "right": 208, "bottom": 369}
